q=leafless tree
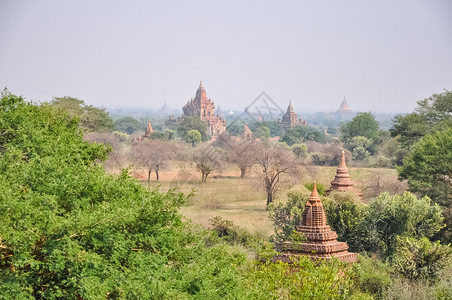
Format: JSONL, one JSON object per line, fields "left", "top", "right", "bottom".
{"left": 253, "top": 142, "right": 301, "bottom": 205}
{"left": 192, "top": 143, "right": 224, "bottom": 183}
{"left": 84, "top": 132, "right": 124, "bottom": 170}
{"left": 130, "top": 139, "right": 175, "bottom": 182}
{"left": 215, "top": 134, "right": 255, "bottom": 178}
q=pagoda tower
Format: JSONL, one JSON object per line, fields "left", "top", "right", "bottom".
{"left": 143, "top": 120, "right": 154, "bottom": 137}
{"left": 278, "top": 100, "right": 303, "bottom": 131}
{"left": 282, "top": 181, "right": 358, "bottom": 262}
{"left": 326, "top": 151, "right": 362, "bottom": 197}
{"left": 242, "top": 123, "right": 253, "bottom": 140}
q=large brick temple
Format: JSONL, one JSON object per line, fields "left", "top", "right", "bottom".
{"left": 282, "top": 181, "right": 358, "bottom": 263}
{"left": 278, "top": 101, "right": 306, "bottom": 131}
{"left": 182, "top": 81, "right": 226, "bottom": 138}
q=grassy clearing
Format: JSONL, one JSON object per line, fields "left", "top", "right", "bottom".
{"left": 137, "top": 163, "right": 407, "bottom": 238}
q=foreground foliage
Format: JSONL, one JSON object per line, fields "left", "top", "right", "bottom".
{"left": 0, "top": 92, "right": 250, "bottom": 298}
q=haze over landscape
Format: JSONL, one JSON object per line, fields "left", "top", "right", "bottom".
{"left": 1, "top": 0, "right": 451, "bottom": 113}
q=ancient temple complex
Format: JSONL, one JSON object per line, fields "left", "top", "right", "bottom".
{"left": 326, "top": 150, "right": 362, "bottom": 197}
{"left": 282, "top": 181, "right": 358, "bottom": 262}
{"left": 182, "top": 81, "right": 226, "bottom": 138}
{"left": 278, "top": 101, "right": 306, "bottom": 131}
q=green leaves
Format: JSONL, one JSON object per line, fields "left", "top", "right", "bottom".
{"left": 393, "top": 237, "right": 452, "bottom": 282}
{"left": 365, "top": 192, "right": 444, "bottom": 258}
{"left": 398, "top": 128, "right": 452, "bottom": 207}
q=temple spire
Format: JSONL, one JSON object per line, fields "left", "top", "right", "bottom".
{"left": 288, "top": 100, "right": 294, "bottom": 112}
{"left": 199, "top": 80, "right": 203, "bottom": 88}
{"left": 325, "top": 150, "right": 362, "bottom": 197}
{"left": 144, "top": 120, "right": 154, "bottom": 137}
{"left": 310, "top": 181, "right": 319, "bottom": 198}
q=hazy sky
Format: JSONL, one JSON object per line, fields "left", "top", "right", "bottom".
{"left": 1, "top": 0, "right": 451, "bottom": 113}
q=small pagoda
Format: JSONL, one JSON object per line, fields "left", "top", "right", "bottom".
{"left": 326, "top": 150, "right": 362, "bottom": 197}
{"left": 143, "top": 120, "right": 154, "bottom": 138}
{"left": 242, "top": 123, "right": 253, "bottom": 140}
{"left": 282, "top": 181, "right": 358, "bottom": 263}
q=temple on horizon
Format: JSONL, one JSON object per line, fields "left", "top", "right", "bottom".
{"left": 182, "top": 81, "right": 226, "bottom": 138}
{"left": 278, "top": 101, "right": 306, "bottom": 131}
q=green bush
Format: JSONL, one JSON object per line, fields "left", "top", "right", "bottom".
{"left": 352, "top": 255, "right": 392, "bottom": 297}
{"left": 323, "top": 191, "right": 368, "bottom": 252}
{"left": 393, "top": 236, "right": 452, "bottom": 283}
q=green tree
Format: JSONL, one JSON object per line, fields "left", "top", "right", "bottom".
{"left": 323, "top": 192, "right": 369, "bottom": 252}
{"left": 176, "top": 116, "right": 208, "bottom": 141}
{"left": 248, "top": 121, "right": 283, "bottom": 137}
{"left": 49, "top": 96, "right": 114, "bottom": 132}
{"left": 114, "top": 116, "right": 142, "bottom": 134}
{"left": 186, "top": 129, "right": 202, "bottom": 147}
{"left": 391, "top": 90, "right": 452, "bottom": 150}
{"left": 398, "top": 128, "right": 452, "bottom": 207}
{"left": 256, "top": 126, "right": 270, "bottom": 142}
{"left": 341, "top": 112, "right": 379, "bottom": 145}
{"left": 393, "top": 236, "right": 452, "bottom": 283}
{"left": 280, "top": 125, "right": 327, "bottom": 146}
{"left": 291, "top": 143, "right": 308, "bottom": 159}
{"left": 349, "top": 136, "right": 372, "bottom": 160}
{"left": 0, "top": 91, "right": 253, "bottom": 298}
{"left": 365, "top": 192, "right": 444, "bottom": 258}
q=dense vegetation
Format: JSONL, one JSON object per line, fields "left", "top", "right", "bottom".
{"left": 1, "top": 89, "right": 451, "bottom": 299}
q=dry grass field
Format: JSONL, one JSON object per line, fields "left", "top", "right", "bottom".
{"left": 135, "top": 163, "right": 407, "bottom": 238}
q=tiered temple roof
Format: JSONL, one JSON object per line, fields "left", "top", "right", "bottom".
{"left": 278, "top": 101, "right": 304, "bottom": 131}
{"left": 282, "top": 181, "right": 358, "bottom": 263}
{"left": 326, "top": 150, "right": 362, "bottom": 197}
{"left": 182, "top": 81, "right": 226, "bottom": 138}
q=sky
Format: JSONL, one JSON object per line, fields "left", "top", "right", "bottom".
{"left": 0, "top": 0, "right": 451, "bottom": 113}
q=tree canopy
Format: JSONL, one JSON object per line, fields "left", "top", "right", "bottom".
{"left": 49, "top": 96, "right": 114, "bottom": 132}
{"left": 0, "top": 91, "right": 247, "bottom": 298}
{"left": 398, "top": 128, "right": 452, "bottom": 207}
{"left": 341, "top": 112, "right": 379, "bottom": 143}
{"left": 280, "top": 125, "right": 328, "bottom": 146}
{"left": 176, "top": 116, "right": 209, "bottom": 141}
{"left": 114, "top": 116, "right": 142, "bottom": 134}
{"left": 391, "top": 90, "right": 452, "bottom": 149}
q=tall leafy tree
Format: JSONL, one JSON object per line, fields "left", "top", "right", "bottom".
{"left": 176, "top": 116, "right": 208, "bottom": 141}
{"left": 341, "top": 112, "right": 379, "bottom": 144}
{"left": 186, "top": 129, "right": 202, "bottom": 147}
{"left": 114, "top": 116, "right": 142, "bottom": 134}
{"left": 391, "top": 90, "right": 452, "bottom": 150}
{"left": 49, "top": 96, "right": 114, "bottom": 132}
{"left": 398, "top": 128, "right": 452, "bottom": 207}
{"left": 280, "top": 125, "right": 327, "bottom": 145}
{"left": 365, "top": 192, "right": 444, "bottom": 258}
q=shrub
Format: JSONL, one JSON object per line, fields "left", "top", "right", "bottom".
{"left": 352, "top": 255, "right": 392, "bottom": 297}
{"left": 393, "top": 236, "right": 452, "bottom": 283}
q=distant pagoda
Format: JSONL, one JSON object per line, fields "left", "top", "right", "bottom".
{"left": 242, "top": 123, "right": 253, "bottom": 140}
{"left": 326, "top": 151, "right": 362, "bottom": 197}
{"left": 278, "top": 100, "right": 305, "bottom": 131}
{"left": 334, "top": 97, "right": 355, "bottom": 119}
{"left": 282, "top": 181, "right": 358, "bottom": 263}
{"left": 143, "top": 120, "right": 154, "bottom": 137}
